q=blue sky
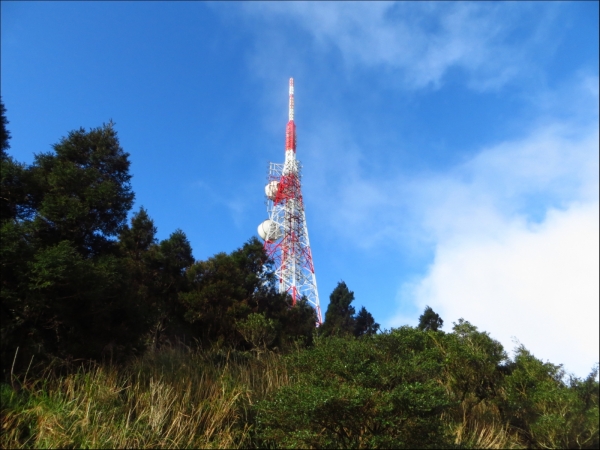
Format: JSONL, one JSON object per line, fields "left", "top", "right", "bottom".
{"left": 2, "top": 1, "right": 598, "bottom": 377}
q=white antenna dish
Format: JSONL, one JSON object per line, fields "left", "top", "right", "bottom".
{"left": 257, "top": 219, "right": 283, "bottom": 241}
{"left": 265, "top": 180, "right": 279, "bottom": 200}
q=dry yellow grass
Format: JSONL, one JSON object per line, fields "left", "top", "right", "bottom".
{"left": 451, "top": 404, "right": 519, "bottom": 449}
{"left": 1, "top": 347, "right": 288, "bottom": 449}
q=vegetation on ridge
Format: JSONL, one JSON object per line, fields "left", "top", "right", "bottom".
{"left": 1, "top": 98, "right": 598, "bottom": 448}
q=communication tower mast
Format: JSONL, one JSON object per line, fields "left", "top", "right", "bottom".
{"left": 257, "top": 78, "right": 322, "bottom": 324}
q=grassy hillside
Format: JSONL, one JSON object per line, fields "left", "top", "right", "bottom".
{"left": 2, "top": 325, "right": 598, "bottom": 449}
{"left": 2, "top": 347, "right": 285, "bottom": 448}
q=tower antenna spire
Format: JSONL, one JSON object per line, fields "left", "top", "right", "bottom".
{"left": 288, "top": 77, "right": 294, "bottom": 121}
{"left": 285, "top": 78, "right": 297, "bottom": 154}
{"left": 258, "top": 78, "right": 322, "bottom": 325}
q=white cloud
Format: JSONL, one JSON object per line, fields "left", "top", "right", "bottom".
{"left": 383, "top": 82, "right": 599, "bottom": 377}
{"left": 393, "top": 200, "right": 599, "bottom": 378}
{"left": 312, "top": 113, "right": 599, "bottom": 253}
{"left": 242, "top": 2, "right": 560, "bottom": 90}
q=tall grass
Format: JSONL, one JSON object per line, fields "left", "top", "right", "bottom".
{"left": 1, "top": 347, "right": 288, "bottom": 449}
{"left": 2, "top": 344, "right": 596, "bottom": 448}
{"left": 450, "top": 397, "right": 519, "bottom": 449}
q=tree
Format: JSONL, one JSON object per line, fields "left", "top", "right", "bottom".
{"left": 119, "top": 207, "right": 157, "bottom": 260}
{"left": 179, "top": 237, "right": 316, "bottom": 349}
{"left": 501, "top": 347, "right": 599, "bottom": 448}
{"left": 320, "top": 281, "right": 356, "bottom": 337}
{"left": 1, "top": 123, "right": 139, "bottom": 375}
{"left": 442, "top": 318, "right": 507, "bottom": 422}
{"left": 159, "top": 229, "right": 194, "bottom": 280}
{"left": 119, "top": 208, "right": 162, "bottom": 347}
{"left": 418, "top": 305, "right": 443, "bottom": 332}
{"left": 118, "top": 208, "right": 196, "bottom": 350}
{"left": 180, "top": 237, "right": 264, "bottom": 346}
{"left": 28, "top": 121, "right": 134, "bottom": 256}
{"left": 354, "top": 306, "right": 380, "bottom": 337}
{"left": 275, "top": 296, "right": 318, "bottom": 348}
{"left": 0, "top": 97, "right": 10, "bottom": 159}
{"left": 320, "top": 282, "right": 380, "bottom": 339}
{"left": 0, "top": 97, "right": 30, "bottom": 224}
{"left": 180, "top": 237, "right": 277, "bottom": 347}
{"left": 153, "top": 229, "right": 194, "bottom": 346}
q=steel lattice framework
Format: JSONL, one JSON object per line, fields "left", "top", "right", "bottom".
{"left": 259, "top": 78, "right": 322, "bottom": 324}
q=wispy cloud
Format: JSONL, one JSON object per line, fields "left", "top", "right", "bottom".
{"left": 190, "top": 180, "right": 251, "bottom": 229}
{"left": 242, "top": 2, "right": 561, "bottom": 91}
{"left": 302, "top": 73, "right": 598, "bottom": 246}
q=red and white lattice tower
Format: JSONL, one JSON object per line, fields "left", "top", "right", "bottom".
{"left": 257, "top": 78, "right": 322, "bottom": 324}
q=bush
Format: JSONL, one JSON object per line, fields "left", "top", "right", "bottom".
{"left": 254, "top": 328, "right": 455, "bottom": 448}
{"left": 502, "top": 347, "right": 599, "bottom": 449}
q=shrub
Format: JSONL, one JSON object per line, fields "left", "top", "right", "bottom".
{"left": 502, "top": 347, "right": 599, "bottom": 449}
{"left": 254, "top": 328, "right": 455, "bottom": 448}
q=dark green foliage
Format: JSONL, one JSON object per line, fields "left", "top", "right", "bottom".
{"left": 118, "top": 209, "right": 194, "bottom": 350}
{"left": 0, "top": 112, "right": 320, "bottom": 375}
{"left": 0, "top": 113, "right": 314, "bottom": 372}
{"left": 275, "top": 296, "right": 318, "bottom": 347}
{"left": 179, "top": 237, "right": 315, "bottom": 349}
{"left": 0, "top": 160, "right": 35, "bottom": 224}
{"left": 1, "top": 99, "right": 29, "bottom": 223}
{"left": 418, "top": 305, "right": 443, "bottom": 331}
{"left": 159, "top": 229, "right": 194, "bottom": 278}
{"left": 442, "top": 318, "right": 507, "bottom": 403}
{"left": 153, "top": 229, "right": 195, "bottom": 342}
{"left": 29, "top": 122, "right": 134, "bottom": 256}
{"left": 119, "top": 207, "right": 157, "bottom": 258}
{"left": 501, "top": 347, "right": 599, "bottom": 448}
{"left": 237, "top": 312, "right": 277, "bottom": 354}
{"left": 321, "top": 281, "right": 379, "bottom": 339}
{"left": 1, "top": 123, "right": 139, "bottom": 375}
{"left": 0, "top": 97, "right": 10, "bottom": 158}
{"left": 2, "top": 236, "right": 142, "bottom": 367}
{"left": 254, "top": 322, "right": 599, "bottom": 449}
{"left": 2, "top": 334, "right": 597, "bottom": 449}
{"left": 180, "top": 237, "right": 274, "bottom": 347}
{"left": 320, "top": 281, "right": 356, "bottom": 337}
{"left": 255, "top": 328, "right": 455, "bottom": 448}
{"left": 353, "top": 305, "right": 380, "bottom": 337}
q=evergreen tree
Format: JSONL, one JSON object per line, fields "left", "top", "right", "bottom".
{"left": 179, "top": 237, "right": 278, "bottom": 347}
{"left": 179, "top": 237, "right": 315, "bottom": 349}
{"left": 119, "top": 207, "right": 157, "bottom": 260}
{"left": 159, "top": 229, "right": 194, "bottom": 279}
{"left": 118, "top": 208, "right": 196, "bottom": 349}
{"left": 0, "top": 97, "right": 10, "bottom": 159}
{"left": 275, "top": 296, "right": 318, "bottom": 347}
{"left": 29, "top": 121, "right": 134, "bottom": 256}
{"left": 0, "top": 97, "right": 29, "bottom": 224}
{"left": 320, "top": 281, "right": 356, "bottom": 337}
{"left": 119, "top": 208, "right": 162, "bottom": 347}
{"left": 418, "top": 305, "right": 443, "bottom": 331}
{"left": 354, "top": 306, "right": 380, "bottom": 337}
{"left": 154, "top": 229, "right": 194, "bottom": 345}
{"left": 1, "top": 123, "right": 138, "bottom": 374}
